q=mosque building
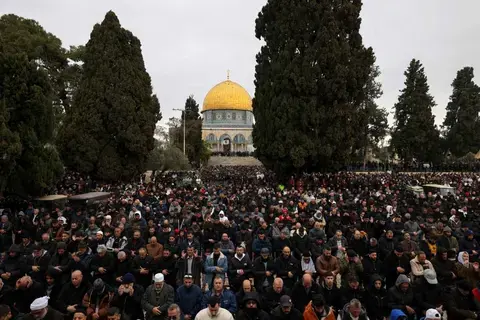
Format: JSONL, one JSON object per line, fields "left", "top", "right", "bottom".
{"left": 201, "top": 73, "right": 254, "bottom": 153}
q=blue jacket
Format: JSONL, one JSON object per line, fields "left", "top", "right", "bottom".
{"left": 204, "top": 252, "right": 228, "bottom": 286}
{"left": 202, "top": 289, "right": 237, "bottom": 314}
{"left": 175, "top": 284, "right": 203, "bottom": 318}
{"left": 252, "top": 238, "right": 272, "bottom": 254}
{"left": 390, "top": 309, "right": 407, "bottom": 320}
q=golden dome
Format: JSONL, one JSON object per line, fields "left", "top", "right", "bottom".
{"left": 202, "top": 79, "right": 252, "bottom": 112}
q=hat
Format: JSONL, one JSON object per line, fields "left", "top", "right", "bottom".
{"left": 18, "top": 211, "right": 25, "bottom": 217}
{"left": 425, "top": 308, "right": 441, "bottom": 319}
{"left": 122, "top": 273, "right": 135, "bottom": 284}
{"left": 423, "top": 269, "right": 438, "bottom": 284}
{"left": 260, "top": 248, "right": 270, "bottom": 254}
{"left": 154, "top": 273, "right": 164, "bottom": 283}
{"left": 30, "top": 296, "right": 49, "bottom": 311}
{"left": 280, "top": 295, "right": 292, "bottom": 307}
{"left": 347, "top": 249, "right": 357, "bottom": 258}
{"left": 58, "top": 217, "right": 67, "bottom": 225}
{"left": 93, "top": 279, "right": 105, "bottom": 292}
{"left": 96, "top": 231, "right": 103, "bottom": 235}
{"left": 443, "top": 226, "right": 452, "bottom": 232}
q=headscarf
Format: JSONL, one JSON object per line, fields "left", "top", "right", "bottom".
{"left": 458, "top": 251, "right": 469, "bottom": 265}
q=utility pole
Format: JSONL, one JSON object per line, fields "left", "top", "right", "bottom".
{"left": 173, "top": 108, "right": 186, "bottom": 155}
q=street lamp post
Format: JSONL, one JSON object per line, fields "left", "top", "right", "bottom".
{"left": 173, "top": 108, "right": 186, "bottom": 155}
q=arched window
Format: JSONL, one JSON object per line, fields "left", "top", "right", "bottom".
{"left": 206, "top": 134, "right": 216, "bottom": 142}
{"left": 233, "top": 134, "right": 246, "bottom": 144}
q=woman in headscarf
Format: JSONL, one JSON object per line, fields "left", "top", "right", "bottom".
{"left": 456, "top": 251, "right": 480, "bottom": 287}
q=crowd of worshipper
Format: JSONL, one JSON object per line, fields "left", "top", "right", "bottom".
{"left": 2, "top": 169, "right": 480, "bottom": 320}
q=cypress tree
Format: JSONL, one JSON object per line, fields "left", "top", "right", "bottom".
{"left": 183, "top": 95, "right": 200, "bottom": 121}
{"left": 442, "top": 67, "right": 480, "bottom": 157}
{"left": 0, "top": 50, "right": 63, "bottom": 196}
{"left": 391, "top": 59, "right": 440, "bottom": 164}
{"left": 252, "top": 0, "right": 375, "bottom": 175}
{"left": 177, "top": 95, "right": 203, "bottom": 167}
{"left": 58, "top": 11, "right": 161, "bottom": 181}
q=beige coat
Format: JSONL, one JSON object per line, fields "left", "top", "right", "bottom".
{"left": 410, "top": 256, "right": 435, "bottom": 278}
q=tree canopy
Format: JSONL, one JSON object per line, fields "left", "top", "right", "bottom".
{"left": 391, "top": 59, "right": 440, "bottom": 164}
{"left": 252, "top": 0, "right": 375, "bottom": 176}
{"left": 57, "top": 11, "right": 161, "bottom": 181}
{"left": 0, "top": 48, "right": 64, "bottom": 196}
{"left": 442, "top": 67, "right": 480, "bottom": 157}
{"left": 171, "top": 95, "right": 209, "bottom": 167}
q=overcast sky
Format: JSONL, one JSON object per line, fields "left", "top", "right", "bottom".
{"left": 2, "top": 0, "right": 480, "bottom": 128}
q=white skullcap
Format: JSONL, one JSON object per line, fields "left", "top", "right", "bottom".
{"left": 30, "top": 296, "right": 49, "bottom": 311}
{"left": 105, "top": 215, "right": 112, "bottom": 220}
{"left": 96, "top": 231, "right": 103, "bottom": 235}
{"left": 154, "top": 273, "right": 164, "bottom": 283}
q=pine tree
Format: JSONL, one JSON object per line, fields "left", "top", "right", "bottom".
{"left": 442, "top": 67, "right": 480, "bottom": 157}
{"left": 391, "top": 59, "right": 440, "bottom": 164}
{"left": 58, "top": 11, "right": 161, "bottom": 181}
{"left": 0, "top": 50, "right": 63, "bottom": 196}
{"left": 252, "top": 0, "right": 375, "bottom": 175}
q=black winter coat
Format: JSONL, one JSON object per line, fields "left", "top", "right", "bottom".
{"left": 111, "top": 284, "right": 145, "bottom": 320}
{"left": 270, "top": 305, "right": 303, "bottom": 320}
{"left": 365, "top": 276, "right": 388, "bottom": 320}
{"left": 24, "top": 252, "right": 51, "bottom": 283}
{"left": 56, "top": 279, "right": 91, "bottom": 314}
{"left": 387, "top": 285, "right": 415, "bottom": 315}
{"left": 253, "top": 256, "right": 275, "bottom": 292}
{"left": 90, "top": 252, "right": 115, "bottom": 284}
{"left": 290, "top": 281, "right": 321, "bottom": 313}
{"left": 274, "top": 255, "right": 300, "bottom": 288}
{"left": 228, "top": 254, "right": 253, "bottom": 291}
{"left": 383, "top": 252, "right": 411, "bottom": 288}
{"left": 362, "top": 257, "right": 383, "bottom": 285}
{"left": 131, "top": 255, "right": 154, "bottom": 289}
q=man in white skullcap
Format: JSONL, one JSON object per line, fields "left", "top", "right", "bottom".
{"left": 26, "top": 296, "right": 63, "bottom": 320}
{"left": 141, "top": 273, "right": 174, "bottom": 320}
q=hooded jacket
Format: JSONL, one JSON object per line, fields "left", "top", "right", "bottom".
{"left": 270, "top": 304, "right": 303, "bottom": 320}
{"left": 236, "top": 292, "right": 270, "bottom": 320}
{"left": 302, "top": 301, "right": 335, "bottom": 320}
{"left": 387, "top": 274, "right": 414, "bottom": 315}
{"left": 431, "top": 247, "right": 456, "bottom": 285}
{"left": 389, "top": 309, "right": 407, "bottom": 320}
{"left": 366, "top": 274, "right": 388, "bottom": 320}
{"left": 82, "top": 287, "right": 115, "bottom": 320}
{"left": 338, "top": 302, "right": 369, "bottom": 320}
